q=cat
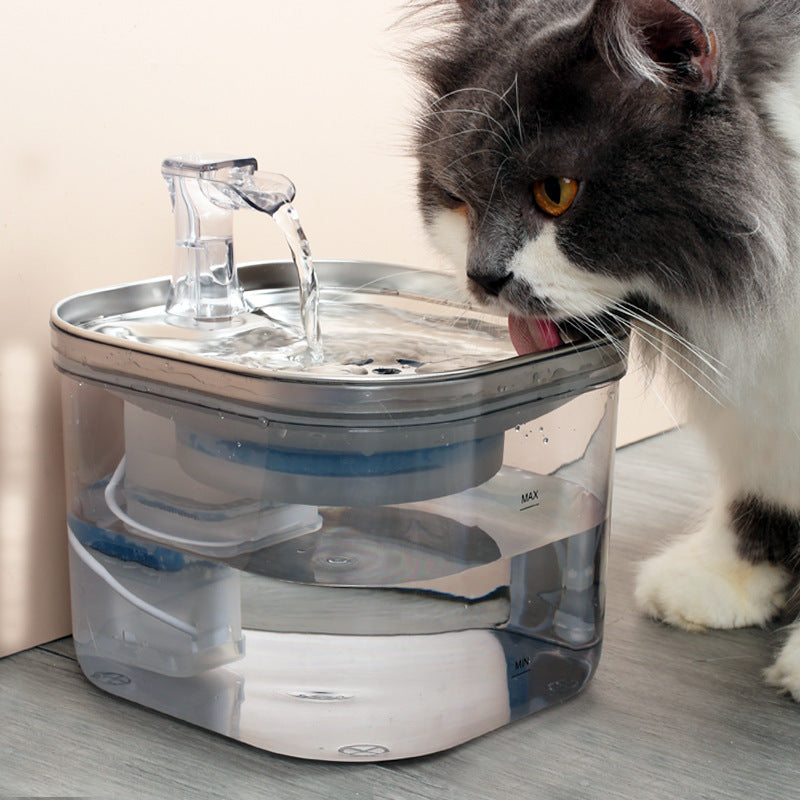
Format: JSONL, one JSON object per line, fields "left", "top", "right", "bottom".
{"left": 410, "top": 0, "right": 800, "bottom": 698}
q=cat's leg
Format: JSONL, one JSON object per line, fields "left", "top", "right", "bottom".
{"left": 634, "top": 498, "right": 790, "bottom": 632}
{"left": 764, "top": 622, "right": 800, "bottom": 701}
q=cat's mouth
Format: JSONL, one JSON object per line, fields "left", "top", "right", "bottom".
{"left": 508, "top": 315, "right": 563, "bottom": 355}
{"left": 507, "top": 313, "right": 618, "bottom": 356}
{"left": 466, "top": 274, "right": 622, "bottom": 356}
{"left": 508, "top": 314, "right": 586, "bottom": 355}
{"left": 467, "top": 272, "right": 617, "bottom": 356}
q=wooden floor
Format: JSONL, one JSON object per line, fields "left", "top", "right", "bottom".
{"left": 2, "top": 428, "right": 798, "bottom": 799}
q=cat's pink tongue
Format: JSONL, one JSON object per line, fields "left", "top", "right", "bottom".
{"left": 508, "top": 315, "right": 563, "bottom": 355}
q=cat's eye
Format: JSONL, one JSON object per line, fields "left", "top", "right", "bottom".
{"left": 442, "top": 189, "right": 468, "bottom": 214}
{"left": 533, "top": 177, "right": 579, "bottom": 217}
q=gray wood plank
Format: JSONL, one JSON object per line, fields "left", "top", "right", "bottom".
{"left": 2, "top": 429, "right": 799, "bottom": 799}
{"left": 0, "top": 646, "right": 390, "bottom": 800}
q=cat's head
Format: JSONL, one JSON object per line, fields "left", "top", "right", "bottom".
{"left": 413, "top": 0, "right": 797, "bottom": 353}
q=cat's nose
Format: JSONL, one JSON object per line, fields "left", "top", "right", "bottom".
{"left": 468, "top": 269, "right": 513, "bottom": 297}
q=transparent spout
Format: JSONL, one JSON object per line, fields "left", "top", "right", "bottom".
{"left": 162, "top": 155, "right": 296, "bottom": 324}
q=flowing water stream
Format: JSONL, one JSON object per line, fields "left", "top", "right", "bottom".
{"left": 272, "top": 204, "right": 323, "bottom": 361}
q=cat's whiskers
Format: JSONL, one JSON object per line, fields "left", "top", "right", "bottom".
{"left": 608, "top": 298, "right": 725, "bottom": 370}
{"left": 433, "top": 151, "right": 510, "bottom": 188}
{"left": 429, "top": 85, "right": 522, "bottom": 145}
{"left": 514, "top": 75, "right": 523, "bottom": 144}
{"left": 419, "top": 107, "right": 515, "bottom": 150}
{"left": 418, "top": 127, "right": 509, "bottom": 148}
{"left": 498, "top": 74, "right": 524, "bottom": 145}
{"left": 610, "top": 297, "right": 728, "bottom": 373}
{"left": 597, "top": 300, "right": 731, "bottom": 406}
{"left": 480, "top": 156, "right": 511, "bottom": 233}
{"left": 561, "top": 312, "right": 631, "bottom": 366}
{"left": 549, "top": 283, "right": 730, "bottom": 405}
{"left": 416, "top": 118, "right": 511, "bottom": 152}
{"left": 564, "top": 314, "right": 684, "bottom": 426}
{"left": 648, "top": 258, "right": 685, "bottom": 286}
{"left": 627, "top": 322, "right": 729, "bottom": 406}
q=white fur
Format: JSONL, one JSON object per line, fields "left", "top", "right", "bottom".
{"left": 764, "top": 625, "right": 800, "bottom": 701}
{"left": 428, "top": 208, "right": 469, "bottom": 271}
{"left": 762, "top": 49, "right": 800, "bottom": 188}
{"left": 635, "top": 501, "right": 789, "bottom": 632}
{"left": 508, "top": 225, "right": 646, "bottom": 318}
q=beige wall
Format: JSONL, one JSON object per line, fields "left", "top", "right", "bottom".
{"left": 0, "top": 1, "right": 676, "bottom": 656}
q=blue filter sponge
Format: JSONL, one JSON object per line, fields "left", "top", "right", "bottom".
{"left": 183, "top": 430, "right": 500, "bottom": 478}
{"left": 69, "top": 511, "right": 185, "bottom": 572}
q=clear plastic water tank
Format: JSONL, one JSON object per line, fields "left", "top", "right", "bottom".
{"left": 52, "top": 257, "right": 627, "bottom": 761}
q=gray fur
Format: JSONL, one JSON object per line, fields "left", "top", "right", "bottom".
{"left": 413, "top": 0, "right": 800, "bottom": 316}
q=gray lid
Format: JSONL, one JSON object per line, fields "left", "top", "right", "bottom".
{"left": 51, "top": 260, "right": 628, "bottom": 428}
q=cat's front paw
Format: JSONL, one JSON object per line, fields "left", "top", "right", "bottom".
{"left": 764, "top": 627, "right": 800, "bottom": 702}
{"left": 634, "top": 523, "right": 788, "bottom": 632}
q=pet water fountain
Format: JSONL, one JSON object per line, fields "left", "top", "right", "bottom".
{"left": 52, "top": 155, "right": 629, "bottom": 761}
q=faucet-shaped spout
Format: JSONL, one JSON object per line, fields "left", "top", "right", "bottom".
{"left": 162, "top": 155, "right": 295, "bottom": 324}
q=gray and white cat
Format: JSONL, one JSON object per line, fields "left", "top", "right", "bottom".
{"left": 411, "top": 0, "right": 800, "bottom": 698}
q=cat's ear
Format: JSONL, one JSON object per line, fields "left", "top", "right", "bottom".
{"left": 592, "top": 0, "right": 719, "bottom": 93}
